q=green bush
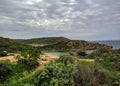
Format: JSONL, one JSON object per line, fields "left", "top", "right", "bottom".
{"left": 87, "top": 47, "right": 111, "bottom": 58}
{"left": 0, "top": 61, "right": 12, "bottom": 83}
{"left": 77, "top": 51, "right": 87, "bottom": 57}
{"left": 34, "top": 55, "right": 77, "bottom": 86}
{"left": 16, "top": 49, "right": 40, "bottom": 70}
{"left": 35, "top": 55, "right": 114, "bottom": 86}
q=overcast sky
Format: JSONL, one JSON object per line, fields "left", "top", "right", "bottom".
{"left": 0, "top": 0, "right": 120, "bottom": 40}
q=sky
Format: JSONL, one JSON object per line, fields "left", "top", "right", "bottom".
{"left": 0, "top": 0, "right": 120, "bottom": 40}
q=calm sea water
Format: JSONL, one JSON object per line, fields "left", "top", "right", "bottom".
{"left": 91, "top": 40, "right": 120, "bottom": 49}
{"left": 43, "top": 52, "right": 69, "bottom": 56}
{"left": 43, "top": 40, "right": 120, "bottom": 56}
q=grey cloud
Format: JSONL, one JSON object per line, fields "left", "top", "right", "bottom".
{"left": 0, "top": 0, "right": 120, "bottom": 40}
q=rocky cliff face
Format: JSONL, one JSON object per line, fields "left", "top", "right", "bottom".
{"left": 56, "top": 40, "right": 111, "bottom": 51}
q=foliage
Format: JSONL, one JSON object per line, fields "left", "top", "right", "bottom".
{"left": 74, "top": 64, "right": 97, "bottom": 86}
{"left": 77, "top": 51, "right": 87, "bottom": 57}
{"left": 0, "top": 61, "right": 12, "bottom": 83}
{"left": 0, "top": 37, "right": 34, "bottom": 53}
{"left": 87, "top": 47, "right": 111, "bottom": 58}
{"left": 16, "top": 49, "right": 40, "bottom": 70}
{"left": 0, "top": 44, "right": 119, "bottom": 86}
{"left": 15, "top": 37, "right": 69, "bottom": 44}
{"left": 34, "top": 55, "right": 115, "bottom": 86}
{"left": 34, "top": 55, "right": 77, "bottom": 86}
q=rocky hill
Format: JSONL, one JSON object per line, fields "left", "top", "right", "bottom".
{"left": 39, "top": 39, "right": 111, "bottom": 51}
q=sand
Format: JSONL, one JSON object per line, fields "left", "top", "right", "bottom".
{"left": 0, "top": 54, "right": 59, "bottom": 64}
{"left": 0, "top": 54, "right": 94, "bottom": 64}
{"left": 0, "top": 55, "right": 17, "bottom": 63}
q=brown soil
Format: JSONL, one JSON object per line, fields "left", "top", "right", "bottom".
{"left": 0, "top": 54, "right": 59, "bottom": 64}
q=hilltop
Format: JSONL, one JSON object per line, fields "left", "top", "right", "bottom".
{"left": 14, "top": 37, "right": 70, "bottom": 44}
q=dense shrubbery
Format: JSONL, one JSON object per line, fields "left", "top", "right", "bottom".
{"left": 34, "top": 55, "right": 115, "bottom": 86}
{"left": 0, "top": 46, "right": 119, "bottom": 85}
{"left": 87, "top": 47, "right": 111, "bottom": 59}
{"left": 16, "top": 49, "right": 40, "bottom": 70}
{"left": 0, "top": 61, "right": 12, "bottom": 83}
{"left": 74, "top": 64, "right": 97, "bottom": 86}
{"left": 86, "top": 47, "right": 120, "bottom": 85}
{"left": 34, "top": 55, "right": 77, "bottom": 86}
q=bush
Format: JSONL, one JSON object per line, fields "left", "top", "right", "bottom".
{"left": 34, "top": 55, "right": 77, "bottom": 86}
{"left": 35, "top": 55, "right": 112, "bottom": 86}
{"left": 94, "top": 69, "right": 111, "bottom": 85}
{"left": 16, "top": 49, "right": 40, "bottom": 70}
{"left": 74, "top": 64, "right": 98, "bottom": 86}
{"left": 77, "top": 51, "right": 87, "bottom": 57}
{"left": 86, "top": 47, "right": 111, "bottom": 58}
{"left": 0, "top": 51, "right": 7, "bottom": 57}
{"left": 0, "top": 61, "right": 12, "bottom": 83}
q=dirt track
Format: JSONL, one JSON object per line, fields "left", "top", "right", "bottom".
{"left": 0, "top": 54, "right": 59, "bottom": 64}
{"left": 0, "top": 54, "right": 94, "bottom": 64}
{"left": 0, "top": 56, "right": 17, "bottom": 63}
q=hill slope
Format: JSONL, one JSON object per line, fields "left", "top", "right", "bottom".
{"left": 15, "top": 37, "right": 70, "bottom": 44}
{"left": 39, "top": 39, "right": 111, "bottom": 51}
{"left": 0, "top": 37, "right": 33, "bottom": 52}
{"left": 15, "top": 37, "right": 111, "bottom": 51}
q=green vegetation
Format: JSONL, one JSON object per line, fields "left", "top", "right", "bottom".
{"left": 16, "top": 49, "right": 40, "bottom": 70}
{"left": 0, "top": 61, "right": 12, "bottom": 83}
{"left": 34, "top": 54, "right": 120, "bottom": 86}
{"left": 15, "top": 37, "right": 70, "bottom": 44}
{"left": 0, "top": 37, "right": 34, "bottom": 53}
{"left": 0, "top": 37, "right": 119, "bottom": 86}
{"left": 14, "top": 37, "right": 111, "bottom": 51}
{"left": 0, "top": 48, "right": 120, "bottom": 85}
{"left": 34, "top": 55, "right": 77, "bottom": 86}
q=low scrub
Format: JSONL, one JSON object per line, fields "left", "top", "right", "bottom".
{"left": 16, "top": 49, "right": 40, "bottom": 70}
{"left": 0, "top": 61, "right": 12, "bottom": 83}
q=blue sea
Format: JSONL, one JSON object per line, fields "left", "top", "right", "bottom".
{"left": 91, "top": 40, "right": 120, "bottom": 49}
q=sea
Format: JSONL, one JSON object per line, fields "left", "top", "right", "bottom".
{"left": 43, "top": 40, "right": 120, "bottom": 56}
{"left": 91, "top": 40, "right": 120, "bottom": 49}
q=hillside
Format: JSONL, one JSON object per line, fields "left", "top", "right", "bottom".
{"left": 0, "top": 37, "right": 33, "bottom": 52}
{"left": 39, "top": 39, "right": 111, "bottom": 51}
{"left": 14, "top": 37, "right": 70, "bottom": 44}
{"left": 1, "top": 37, "right": 111, "bottom": 52}
{"left": 15, "top": 37, "right": 111, "bottom": 51}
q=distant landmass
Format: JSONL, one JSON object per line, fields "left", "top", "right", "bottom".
{"left": 0, "top": 36, "right": 115, "bottom": 52}
{"left": 14, "top": 37, "right": 111, "bottom": 51}
{"left": 91, "top": 40, "right": 120, "bottom": 49}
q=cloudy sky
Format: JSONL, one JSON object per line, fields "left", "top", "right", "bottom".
{"left": 0, "top": 0, "right": 120, "bottom": 40}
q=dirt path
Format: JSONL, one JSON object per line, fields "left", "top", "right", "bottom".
{"left": 0, "top": 55, "right": 17, "bottom": 63}
{"left": 79, "top": 59, "right": 94, "bottom": 62}
{"left": 0, "top": 54, "right": 94, "bottom": 64}
{"left": 0, "top": 54, "right": 59, "bottom": 64}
